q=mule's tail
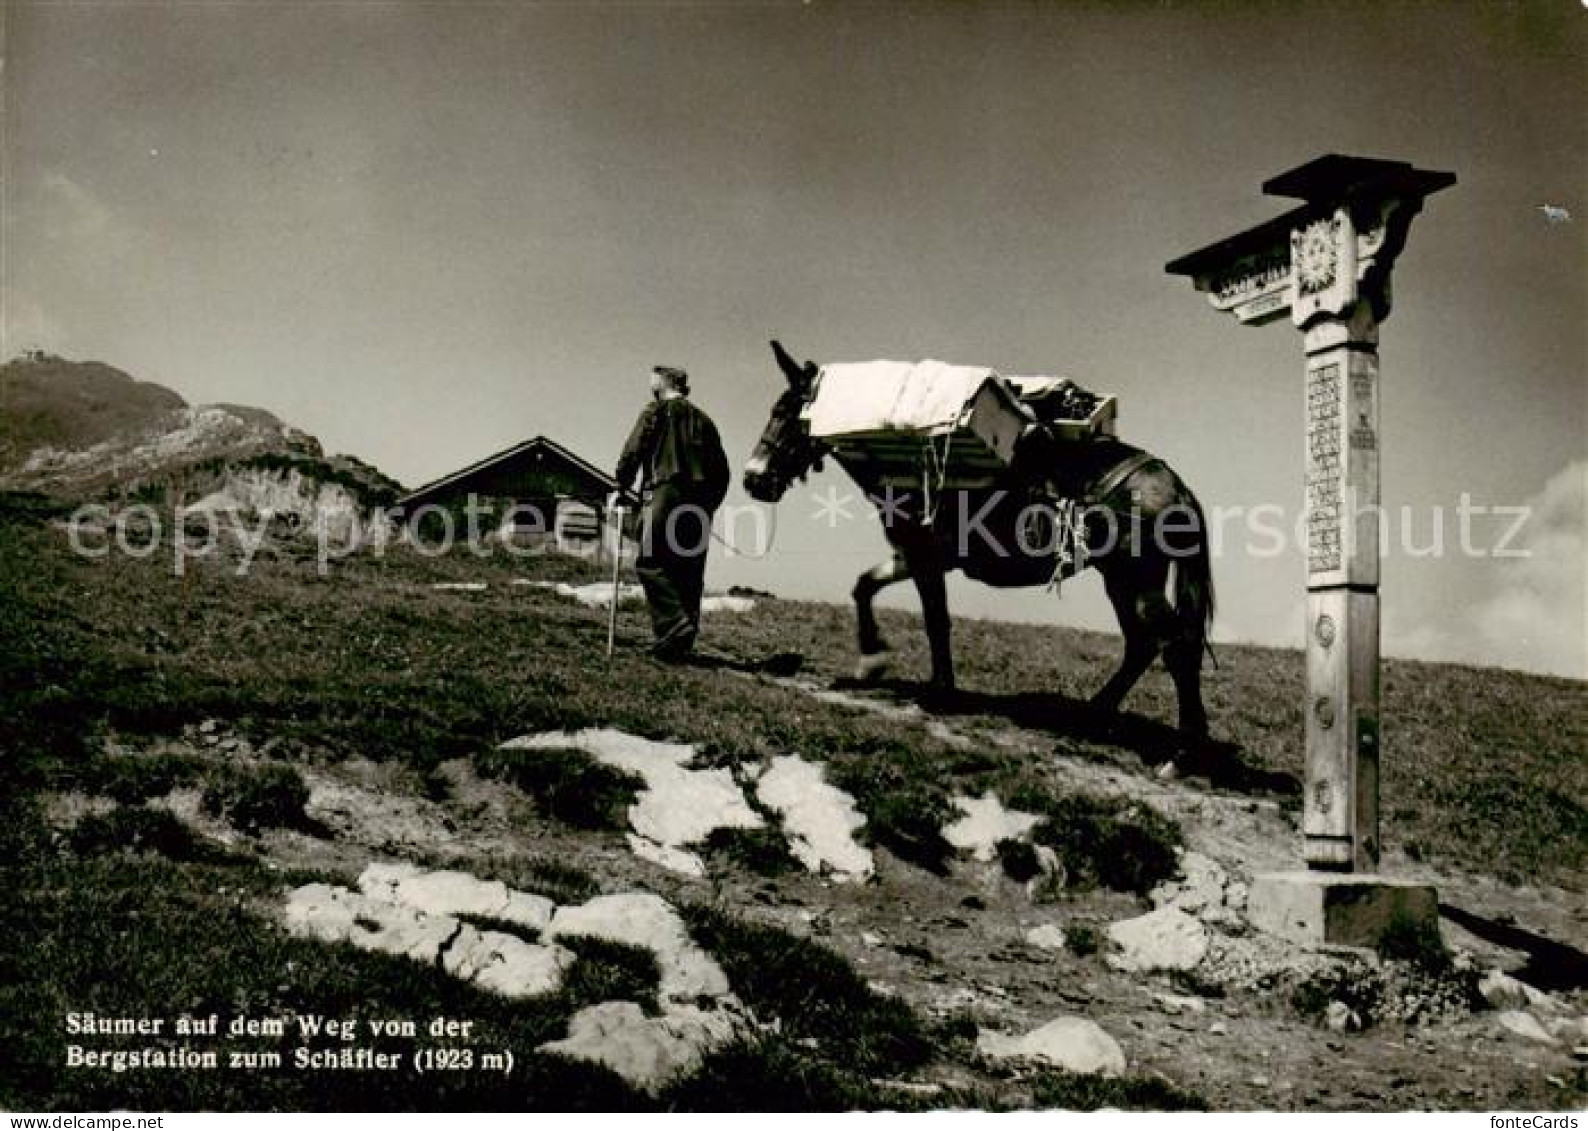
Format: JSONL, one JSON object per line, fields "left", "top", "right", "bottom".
{"left": 1173, "top": 491, "right": 1217, "bottom": 653}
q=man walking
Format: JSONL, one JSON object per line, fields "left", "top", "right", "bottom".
{"left": 613, "top": 365, "right": 730, "bottom": 661}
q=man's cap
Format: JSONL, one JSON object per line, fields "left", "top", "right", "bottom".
{"left": 652, "top": 365, "right": 690, "bottom": 393}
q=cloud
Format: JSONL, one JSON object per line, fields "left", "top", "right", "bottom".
{"left": 38, "top": 171, "right": 133, "bottom": 255}
{"left": 1387, "top": 461, "right": 1587, "bottom": 680}
{"left": 1469, "top": 461, "right": 1587, "bottom": 679}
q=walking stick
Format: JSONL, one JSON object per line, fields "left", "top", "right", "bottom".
{"left": 605, "top": 502, "right": 624, "bottom": 660}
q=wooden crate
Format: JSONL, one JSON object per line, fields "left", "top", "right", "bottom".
{"left": 1047, "top": 395, "right": 1118, "bottom": 441}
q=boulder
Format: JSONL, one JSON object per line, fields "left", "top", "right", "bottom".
{"left": 358, "top": 862, "right": 554, "bottom": 933}
{"left": 284, "top": 880, "right": 570, "bottom": 999}
{"left": 1025, "top": 923, "right": 1069, "bottom": 951}
{"left": 538, "top": 1001, "right": 742, "bottom": 1093}
{"left": 1153, "top": 992, "right": 1209, "bottom": 1016}
{"left": 976, "top": 1017, "right": 1126, "bottom": 1077}
{"left": 285, "top": 883, "right": 455, "bottom": 964}
{"left": 1106, "top": 907, "right": 1209, "bottom": 973}
{"left": 441, "top": 927, "right": 573, "bottom": 999}
{"left": 1325, "top": 1001, "right": 1363, "bottom": 1033}
{"left": 1478, "top": 970, "right": 1558, "bottom": 1014}
{"left": 548, "top": 891, "right": 729, "bottom": 1002}
{"left": 1497, "top": 1011, "right": 1557, "bottom": 1044}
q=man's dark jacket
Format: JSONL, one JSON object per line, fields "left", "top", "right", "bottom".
{"left": 615, "top": 398, "right": 730, "bottom": 510}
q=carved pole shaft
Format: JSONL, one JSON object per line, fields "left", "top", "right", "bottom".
{"left": 1301, "top": 300, "right": 1381, "bottom": 871}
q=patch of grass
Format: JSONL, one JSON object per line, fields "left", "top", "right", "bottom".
{"left": 558, "top": 935, "right": 663, "bottom": 1016}
{"left": 829, "top": 752, "right": 956, "bottom": 875}
{"left": 472, "top": 745, "right": 643, "bottom": 831}
{"left": 1016, "top": 790, "right": 1181, "bottom": 895}
{"left": 1064, "top": 921, "right": 1102, "bottom": 958}
{"left": 660, "top": 1036, "right": 881, "bottom": 1111}
{"left": 81, "top": 749, "right": 210, "bottom": 804}
{"left": 67, "top": 807, "right": 239, "bottom": 865}
{"left": 460, "top": 853, "right": 603, "bottom": 906}
{"left": 452, "top": 913, "right": 542, "bottom": 943}
{"left": 200, "top": 763, "right": 312, "bottom": 833}
{"left": 0, "top": 489, "right": 74, "bottom": 524}
{"left": 681, "top": 904, "right": 931, "bottom": 1076}
{"left": 929, "top": 1014, "right": 981, "bottom": 1044}
{"left": 699, "top": 825, "right": 800, "bottom": 877}
{"left": 1376, "top": 909, "right": 1449, "bottom": 974}
{"left": 1027, "top": 1069, "right": 1208, "bottom": 1112}
{"left": 995, "top": 837, "right": 1042, "bottom": 883}
{"left": 1432, "top": 775, "right": 1588, "bottom": 884}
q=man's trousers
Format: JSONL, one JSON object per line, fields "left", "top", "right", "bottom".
{"left": 635, "top": 481, "right": 713, "bottom": 656}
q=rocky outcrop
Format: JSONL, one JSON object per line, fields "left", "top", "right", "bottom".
{"left": 0, "top": 353, "right": 400, "bottom": 510}
{"left": 283, "top": 865, "right": 747, "bottom": 1093}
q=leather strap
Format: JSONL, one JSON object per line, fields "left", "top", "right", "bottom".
{"left": 1086, "top": 451, "right": 1159, "bottom": 507}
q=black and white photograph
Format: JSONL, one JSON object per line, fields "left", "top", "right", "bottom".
{"left": 1, "top": 0, "right": 1584, "bottom": 1114}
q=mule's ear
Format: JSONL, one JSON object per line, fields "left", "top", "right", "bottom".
{"left": 770, "top": 339, "right": 810, "bottom": 388}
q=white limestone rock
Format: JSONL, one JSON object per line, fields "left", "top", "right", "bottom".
{"left": 1153, "top": 992, "right": 1209, "bottom": 1016}
{"left": 443, "top": 926, "right": 573, "bottom": 999}
{"left": 548, "top": 891, "right": 729, "bottom": 1002}
{"left": 626, "top": 834, "right": 708, "bottom": 879}
{"left": 285, "top": 883, "right": 456, "bottom": 963}
{"left": 1325, "top": 1001, "right": 1363, "bottom": 1033}
{"left": 754, "top": 755, "right": 874, "bottom": 882}
{"left": 976, "top": 1017, "right": 1126, "bottom": 1077}
{"left": 1497, "top": 1010, "right": 1558, "bottom": 1044}
{"left": 358, "top": 862, "right": 554, "bottom": 933}
{"left": 1025, "top": 923, "right": 1069, "bottom": 951}
{"left": 502, "top": 729, "right": 762, "bottom": 877}
{"left": 284, "top": 880, "right": 570, "bottom": 999}
{"left": 1479, "top": 969, "right": 1558, "bottom": 1015}
{"left": 524, "top": 581, "right": 646, "bottom": 608}
{"left": 1546, "top": 1016, "right": 1588, "bottom": 1043}
{"left": 942, "top": 792, "right": 1041, "bottom": 862}
{"left": 1106, "top": 906, "right": 1209, "bottom": 974}
{"left": 537, "top": 1001, "right": 742, "bottom": 1093}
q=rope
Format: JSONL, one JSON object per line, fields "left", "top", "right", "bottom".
{"left": 921, "top": 430, "right": 953, "bottom": 526}
{"left": 711, "top": 505, "right": 778, "bottom": 559}
{"left": 1044, "top": 496, "right": 1081, "bottom": 597}
{"left": 611, "top": 494, "right": 779, "bottom": 560}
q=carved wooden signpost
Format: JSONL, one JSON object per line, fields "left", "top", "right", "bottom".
{"left": 1167, "top": 155, "right": 1455, "bottom": 944}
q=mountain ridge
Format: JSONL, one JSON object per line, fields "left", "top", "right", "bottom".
{"left": 0, "top": 351, "right": 401, "bottom": 506}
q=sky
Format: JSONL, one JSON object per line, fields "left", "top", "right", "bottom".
{"left": 4, "top": 0, "right": 1584, "bottom": 678}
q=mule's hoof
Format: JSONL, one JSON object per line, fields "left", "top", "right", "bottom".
{"left": 854, "top": 651, "right": 893, "bottom": 682}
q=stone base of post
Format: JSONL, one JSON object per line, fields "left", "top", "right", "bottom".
{"left": 1247, "top": 871, "right": 1439, "bottom": 948}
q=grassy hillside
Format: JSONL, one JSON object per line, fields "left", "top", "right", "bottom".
{"left": 0, "top": 354, "right": 186, "bottom": 469}
{"left": 1, "top": 496, "right": 1583, "bottom": 1110}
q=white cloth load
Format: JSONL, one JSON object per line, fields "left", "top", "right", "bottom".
{"left": 804, "top": 359, "right": 1114, "bottom": 489}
